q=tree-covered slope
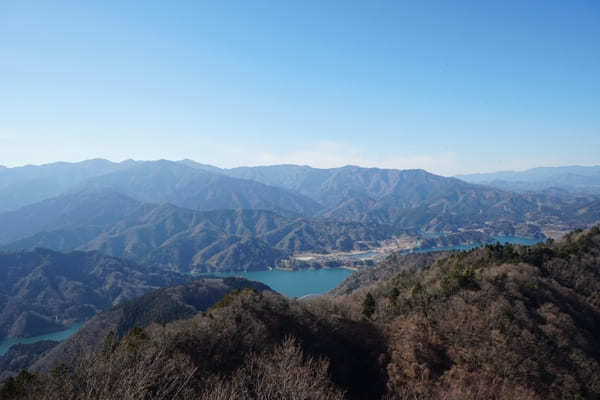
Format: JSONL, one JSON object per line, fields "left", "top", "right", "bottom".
{"left": 332, "top": 226, "right": 600, "bottom": 399}
{"left": 0, "top": 160, "right": 322, "bottom": 217}
{"left": 0, "top": 189, "right": 148, "bottom": 245}
{"left": 0, "top": 159, "right": 132, "bottom": 213}
{"left": 5, "top": 227, "right": 599, "bottom": 399}
{"left": 2, "top": 160, "right": 599, "bottom": 244}
{"left": 0, "top": 341, "right": 57, "bottom": 382}
{"left": 78, "top": 160, "right": 322, "bottom": 216}
{"left": 227, "top": 164, "right": 600, "bottom": 235}
{"left": 0, "top": 248, "right": 186, "bottom": 340}
{"left": 1, "top": 196, "right": 391, "bottom": 272}
{"left": 31, "top": 277, "right": 272, "bottom": 374}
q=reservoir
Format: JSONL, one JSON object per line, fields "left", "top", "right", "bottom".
{"left": 0, "top": 323, "right": 83, "bottom": 356}
{"left": 411, "top": 235, "right": 543, "bottom": 254}
{"left": 199, "top": 236, "right": 543, "bottom": 297}
{"left": 0, "top": 235, "right": 542, "bottom": 356}
{"left": 200, "top": 268, "right": 354, "bottom": 298}
{"left": 493, "top": 236, "right": 542, "bottom": 246}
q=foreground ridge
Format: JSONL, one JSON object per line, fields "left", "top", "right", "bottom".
{"left": 1, "top": 226, "right": 599, "bottom": 399}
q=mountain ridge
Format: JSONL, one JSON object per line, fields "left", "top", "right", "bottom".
{"left": 31, "top": 276, "right": 272, "bottom": 374}
{"left": 457, "top": 165, "right": 600, "bottom": 195}
{"left": 2, "top": 159, "right": 600, "bottom": 274}
{"left": 0, "top": 248, "right": 188, "bottom": 341}
{"left": 0, "top": 190, "right": 391, "bottom": 272}
{"left": 4, "top": 226, "right": 599, "bottom": 399}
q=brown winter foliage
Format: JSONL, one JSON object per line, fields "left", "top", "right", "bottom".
{"left": 2, "top": 226, "right": 600, "bottom": 399}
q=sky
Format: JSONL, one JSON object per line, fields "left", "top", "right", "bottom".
{"left": 1, "top": 0, "right": 599, "bottom": 176}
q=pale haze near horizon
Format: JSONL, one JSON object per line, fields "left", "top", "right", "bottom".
{"left": 1, "top": 1, "right": 599, "bottom": 176}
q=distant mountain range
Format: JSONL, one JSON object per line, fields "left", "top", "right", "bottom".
{"left": 0, "top": 159, "right": 133, "bottom": 213}
{"left": 0, "top": 159, "right": 599, "bottom": 273}
{"left": 1, "top": 158, "right": 599, "bottom": 395}
{"left": 0, "top": 190, "right": 390, "bottom": 272}
{"left": 223, "top": 164, "right": 600, "bottom": 234}
{"left": 76, "top": 160, "right": 322, "bottom": 217}
{"left": 456, "top": 165, "right": 600, "bottom": 195}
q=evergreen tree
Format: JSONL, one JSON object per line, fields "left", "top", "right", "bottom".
{"left": 362, "top": 292, "right": 376, "bottom": 318}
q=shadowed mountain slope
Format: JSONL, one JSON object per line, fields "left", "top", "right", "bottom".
{"left": 1, "top": 193, "right": 389, "bottom": 272}
{"left": 226, "top": 164, "right": 600, "bottom": 235}
{"left": 0, "top": 159, "right": 132, "bottom": 213}
{"left": 2, "top": 160, "right": 599, "bottom": 244}
{"left": 0, "top": 189, "right": 147, "bottom": 245}
{"left": 5, "top": 227, "right": 600, "bottom": 399}
{"left": 78, "top": 160, "right": 322, "bottom": 216}
{"left": 0, "top": 248, "right": 187, "bottom": 341}
{"left": 0, "top": 341, "right": 58, "bottom": 382}
{"left": 0, "top": 160, "right": 322, "bottom": 217}
{"left": 32, "top": 277, "right": 272, "bottom": 373}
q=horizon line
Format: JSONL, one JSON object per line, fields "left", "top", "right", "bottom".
{"left": 1, "top": 157, "right": 599, "bottom": 177}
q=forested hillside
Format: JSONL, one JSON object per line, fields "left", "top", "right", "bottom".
{"left": 2, "top": 161, "right": 599, "bottom": 257}
{"left": 31, "top": 277, "right": 272, "bottom": 374}
{"left": 226, "top": 164, "right": 600, "bottom": 235}
{"left": 3, "top": 226, "right": 598, "bottom": 399}
{"left": 0, "top": 191, "right": 391, "bottom": 272}
{"left": 0, "top": 249, "right": 186, "bottom": 340}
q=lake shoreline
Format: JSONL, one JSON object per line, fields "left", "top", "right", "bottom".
{"left": 0, "top": 322, "right": 84, "bottom": 356}
{"left": 1, "top": 236, "right": 543, "bottom": 358}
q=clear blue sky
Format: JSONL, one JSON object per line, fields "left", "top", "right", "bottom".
{"left": 1, "top": 0, "right": 599, "bottom": 175}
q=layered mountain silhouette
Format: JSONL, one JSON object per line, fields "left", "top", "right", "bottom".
{"left": 225, "top": 164, "right": 600, "bottom": 232}
{"left": 457, "top": 165, "right": 600, "bottom": 195}
{"left": 1, "top": 159, "right": 599, "bottom": 274}
{"left": 0, "top": 190, "right": 389, "bottom": 272}
{"left": 0, "top": 159, "right": 133, "bottom": 213}
{"left": 75, "top": 160, "right": 322, "bottom": 216}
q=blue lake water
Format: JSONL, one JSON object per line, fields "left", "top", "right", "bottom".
{"left": 199, "top": 268, "right": 354, "bottom": 298}
{"left": 493, "top": 236, "right": 542, "bottom": 246}
{"left": 411, "top": 235, "right": 543, "bottom": 254}
{"left": 0, "top": 323, "right": 83, "bottom": 356}
{"left": 200, "top": 236, "right": 543, "bottom": 297}
{"left": 0, "top": 235, "right": 542, "bottom": 356}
